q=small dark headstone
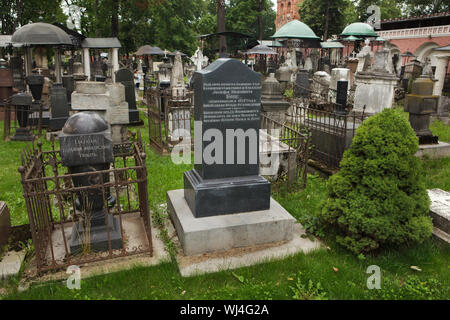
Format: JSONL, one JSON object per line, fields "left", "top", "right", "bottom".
{"left": 295, "top": 70, "right": 310, "bottom": 98}
{"left": 49, "top": 83, "right": 70, "bottom": 131}
{"left": 184, "top": 58, "right": 270, "bottom": 218}
{"left": 336, "top": 80, "right": 348, "bottom": 112}
{"left": 115, "top": 68, "right": 139, "bottom": 123}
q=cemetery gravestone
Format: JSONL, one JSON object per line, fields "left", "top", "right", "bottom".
{"left": 49, "top": 83, "right": 70, "bottom": 131}
{"left": 59, "top": 112, "right": 122, "bottom": 253}
{"left": 184, "top": 58, "right": 270, "bottom": 217}
{"left": 294, "top": 69, "right": 310, "bottom": 98}
{"left": 0, "top": 202, "right": 11, "bottom": 250}
{"left": 115, "top": 68, "right": 140, "bottom": 123}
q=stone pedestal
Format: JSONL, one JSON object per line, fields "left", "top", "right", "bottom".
{"left": 353, "top": 72, "right": 398, "bottom": 114}
{"left": 261, "top": 73, "right": 290, "bottom": 123}
{"left": 167, "top": 190, "right": 295, "bottom": 255}
{"left": 71, "top": 81, "right": 129, "bottom": 143}
{"left": 405, "top": 76, "right": 439, "bottom": 144}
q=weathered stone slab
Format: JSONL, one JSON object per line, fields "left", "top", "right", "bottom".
{"left": 428, "top": 189, "right": 450, "bottom": 234}
{"left": 71, "top": 92, "right": 111, "bottom": 110}
{"left": 167, "top": 189, "right": 295, "bottom": 256}
{"left": 75, "top": 81, "right": 107, "bottom": 94}
{"left": 106, "top": 102, "right": 129, "bottom": 125}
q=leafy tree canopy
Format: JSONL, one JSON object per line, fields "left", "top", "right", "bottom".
{"left": 299, "top": 0, "right": 351, "bottom": 40}
{"left": 0, "top": 0, "right": 66, "bottom": 35}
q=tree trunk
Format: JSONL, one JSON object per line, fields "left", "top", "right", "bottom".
{"left": 94, "top": 0, "right": 99, "bottom": 37}
{"left": 257, "top": 0, "right": 263, "bottom": 41}
{"left": 217, "top": 0, "right": 227, "bottom": 55}
{"left": 111, "top": 0, "right": 119, "bottom": 37}
{"left": 323, "top": 0, "right": 330, "bottom": 41}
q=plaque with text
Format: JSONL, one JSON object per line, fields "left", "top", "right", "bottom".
{"left": 193, "top": 59, "right": 262, "bottom": 179}
{"left": 59, "top": 132, "right": 113, "bottom": 167}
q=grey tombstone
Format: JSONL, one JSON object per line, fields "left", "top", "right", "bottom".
{"left": 49, "top": 83, "right": 70, "bottom": 131}
{"left": 59, "top": 112, "right": 122, "bottom": 253}
{"left": 115, "top": 68, "right": 140, "bottom": 123}
{"left": 184, "top": 58, "right": 270, "bottom": 218}
{"left": 294, "top": 69, "right": 310, "bottom": 98}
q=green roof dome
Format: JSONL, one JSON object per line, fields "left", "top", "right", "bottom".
{"left": 341, "top": 22, "right": 377, "bottom": 37}
{"left": 271, "top": 20, "right": 319, "bottom": 40}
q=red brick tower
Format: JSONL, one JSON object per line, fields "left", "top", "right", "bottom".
{"left": 275, "top": 0, "right": 304, "bottom": 30}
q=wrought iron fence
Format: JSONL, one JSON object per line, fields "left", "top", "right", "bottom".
{"left": 1, "top": 98, "right": 45, "bottom": 141}
{"left": 289, "top": 101, "right": 368, "bottom": 169}
{"left": 260, "top": 113, "right": 310, "bottom": 191}
{"left": 146, "top": 87, "right": 193, "bottom": 154}
{"left": 19, "top": 133, "right": 152, "bottom": 274}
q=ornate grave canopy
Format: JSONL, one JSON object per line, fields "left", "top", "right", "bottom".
{"left": 11, "top": 22, "right": 73, "bottom": 47}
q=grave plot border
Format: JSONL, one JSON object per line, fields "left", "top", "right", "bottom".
{"left": 146, "top": 88, "right": 193, "bottom": 155}
{"left": 290, "top": 102, "right": 369, "bottom": 169}
{"left": 18, "top": 133, "right": 152, "bottom": 274}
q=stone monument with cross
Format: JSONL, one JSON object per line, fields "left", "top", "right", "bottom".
{"left": 167, "top": 58, "right": 296, "bottom": 256}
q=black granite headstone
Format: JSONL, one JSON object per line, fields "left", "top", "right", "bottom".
{"left": 184, "top": 58, "right": 270, "bottom": 218}
{"left": 49, "top": 83, "right": 70, "bottom": 131}
{"left": 62, "top": 75, "right": 74, "bottom": 103}
{"left": 336, "top": 80, "right": 348, "bottom": 111}
{"left": 115, "top": 68, "right": 139, "bottom": 123}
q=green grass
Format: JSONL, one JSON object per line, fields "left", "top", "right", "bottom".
{"left": 1, "top": 112, "right": 449, "bottom": 300}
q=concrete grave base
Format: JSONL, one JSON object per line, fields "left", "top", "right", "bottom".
{"left": 415, "top": 141, "right": 450, "bottom": 159}
{"left": 167, "top": 189, "right": 321, "bottom": 276}
{"left": 165, "top": 191, "right": 321, "bottom": 277}
{"left": 174, "top": 223, "right": 322, "bottom": 277}
{"left": 20, "top": 213, "right": 169, "bottom": 284}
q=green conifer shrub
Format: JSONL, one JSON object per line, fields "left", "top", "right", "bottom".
{"left": 320, "top": 109, "right": 432, "bottom": 254}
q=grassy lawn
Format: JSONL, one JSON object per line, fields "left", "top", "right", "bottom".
{"left": 1, "top": 112, "right": 449, "bottom": 300}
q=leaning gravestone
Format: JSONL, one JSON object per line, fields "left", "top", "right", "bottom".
{"left": 59, "top": 112, "right": 122, "bottom": 253}
{"left": 185, "top": 58, "right": 270, "bottom": 217}
{"left": 167, "top": 59, "right": 296, "bottom": 256}
{"left": 115, "top": 68, "right": 140, "bottom": 123}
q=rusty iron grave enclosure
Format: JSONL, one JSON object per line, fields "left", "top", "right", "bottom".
{"left": 260, "top": 113, "right": 310, "bottom": 191}
{"left": 19, "top": 133, "right": 152, "bottom": 274}
{"left": 289, "top": 100, "right": 368, "bottom": 169}
{"left": 146, "top": 87, "right": 194, "bottom": 155}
